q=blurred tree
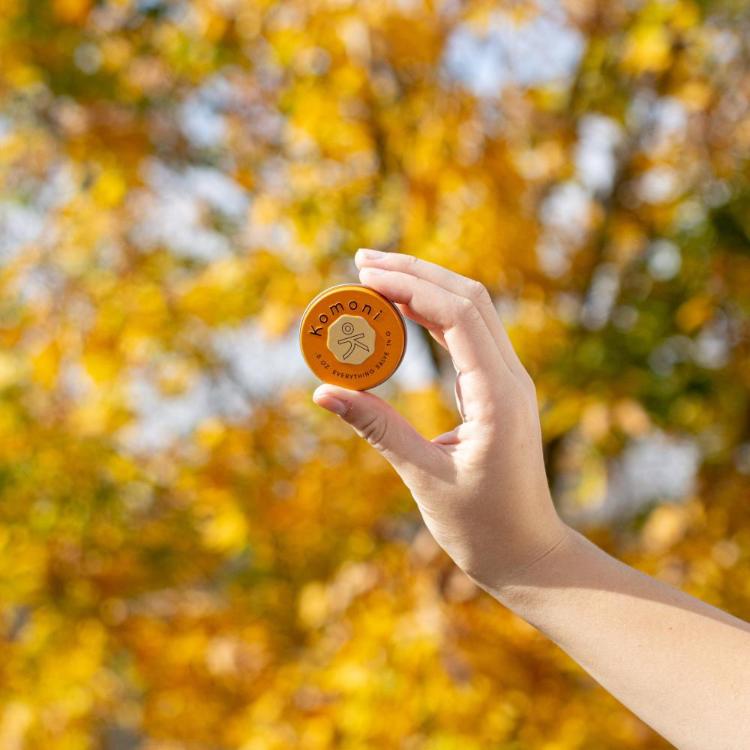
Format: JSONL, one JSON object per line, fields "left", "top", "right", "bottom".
{"left": 1, "top": 0, "right": 750, "bottom": 748}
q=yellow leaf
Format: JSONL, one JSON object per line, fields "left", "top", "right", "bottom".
{"left": 52, "top": 0, "right": 91, "bottom": 24}
{"left": 31, "top": 341, "right": 60, "bottom": 389}
{"left": 642, "top": 503, "right": 690, "bottom": 553}
{"left": 298, "top": 582, "right": 329, "bottom": 629}
{"left": 200, "top": 502, "right": 248, "bottom": 552}
{"left": 82, "top": 349, "right": 120, "bottom": 384}
{"left": 92, "top": 168, "right": 126, "bottom": 208}
{"left": 676, "top": 296, "right": 712, "bottom": 332}
{"left": 0, "top": 352, "right": 21, "bottom": 389}
{"left": 622, "top": 24, "right": 672, "bottom": 74}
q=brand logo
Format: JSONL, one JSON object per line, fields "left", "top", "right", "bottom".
{"left": 307, "top": 298, "right": 384, "bottom": 337}
{"left": 327, "top": 315, "right": 375, "bottom": 365}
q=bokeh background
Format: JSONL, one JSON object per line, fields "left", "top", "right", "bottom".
{"left": 2, "top": 0, "right": 750, "bottom": 747}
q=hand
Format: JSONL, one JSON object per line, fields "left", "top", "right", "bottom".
{"left": 312, "top": 249, "right": 568, "bottom": 589}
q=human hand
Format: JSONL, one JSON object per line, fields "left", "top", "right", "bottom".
{"left": 312, "top": 249, "right": 568, "bottom": 590}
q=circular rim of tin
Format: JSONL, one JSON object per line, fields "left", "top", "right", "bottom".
{"left": 298, "top": 282, "right": 408, "bottom": 390}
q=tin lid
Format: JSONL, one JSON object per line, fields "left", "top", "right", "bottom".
{"left": 299, "top": 283, "right": 407, "bottom": 391}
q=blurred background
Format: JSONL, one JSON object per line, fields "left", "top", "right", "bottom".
{"left": 1, "top": 0, "right": 750, "bottom": 747}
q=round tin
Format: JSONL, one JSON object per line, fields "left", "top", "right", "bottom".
{"left": 299, "top": 283, "right": 407, "bottom": 390}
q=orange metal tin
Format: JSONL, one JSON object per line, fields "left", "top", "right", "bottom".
{"left": 299, "top": 283, "right": 407, "bottom": 391}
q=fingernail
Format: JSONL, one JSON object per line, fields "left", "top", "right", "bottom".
{"left": 357, "top": 248, "right": 385, "bottom": 260}
{"left": 314, "top": 394, "right": 349, "bottom": 416}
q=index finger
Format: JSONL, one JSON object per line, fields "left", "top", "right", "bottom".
{"left": 359, "top": 267, "right": 511, "bottom": 421}
{"left": 355, "top": 249, "right": 526, "bottom": 380}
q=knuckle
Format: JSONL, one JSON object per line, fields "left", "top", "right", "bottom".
{"left": 466, "top": 278, "right": 489, "bottom": 306}
{"left": 457, "top": 298, "right": 482, "bottom": 325}
{"left": 357, "top": 413, "right": 388, "bottom": 450}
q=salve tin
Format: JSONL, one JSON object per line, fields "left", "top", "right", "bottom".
{"left": 299, "top": 283, "right": 407, "bottom": 391}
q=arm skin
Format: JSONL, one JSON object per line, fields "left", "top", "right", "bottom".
{"left": 312, "top": 249, "right": 750, "bottom": 750}
{"left": 488, "top": 526, "right": 750, "bottom": 750}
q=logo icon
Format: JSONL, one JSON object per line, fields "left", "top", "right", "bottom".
{"left": 327, "top": 315, "right": 376, "bottom": 365}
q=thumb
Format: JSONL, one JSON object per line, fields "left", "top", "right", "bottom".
{"left": 312, "top": 384, "right": 443, "bottom": 481}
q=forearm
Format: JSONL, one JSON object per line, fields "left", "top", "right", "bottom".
{"left": 484, "top": 525, "right": 750, "bottom": 750}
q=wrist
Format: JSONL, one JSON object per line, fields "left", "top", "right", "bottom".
{"left": 474, "top": 522, "right": 581, "bottom": 606}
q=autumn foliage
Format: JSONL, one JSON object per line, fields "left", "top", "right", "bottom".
{"left": 1, "top": 0, "right": 750, "bottom": 747}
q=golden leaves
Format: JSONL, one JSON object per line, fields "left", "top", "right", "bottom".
{"left": 30, "top": 341, "right": 61, "bottom": 390}
{"left": 52, "top": 0, "right": 91, "bottom": 25}
{"left": 177, "top": 252, "right": 303, "bottom": 330}
{"left": 0, "top": 0, "right": 749, "bottom": 747}
{"left": 620, "top": 1, "right": 700, "bottom": 76}
{"left": 179, "top": 257, "right": 254, "bottom": 324}
{"left": 91, "top": 168, "right": 127, "bottom": 209}
{"left": 622, "top": 24, "right": 673, "bottom": 75}
{"left": 0, "top": 352, "right": 21, "bottom": 390}
{"left": 641, "top": 502, "right": 694, "bottom": 554}
{"left": 196, "top": 487, "right": 248, "bottom": 553}
{"left": 675, "top": 295, "right": 713, "bottom": 333}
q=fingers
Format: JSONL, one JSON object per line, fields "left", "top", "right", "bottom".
{"left": 357, "top": 267, "right": 509, "bottom": 420}
{"left": 355, "top": 248, "right": 526, "bottom": 380}
{"left": 312, "top": 384, "right": 448, "bottom": 484}
{"left": 392, "top": 302, "right": 448, "bottom": 350}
